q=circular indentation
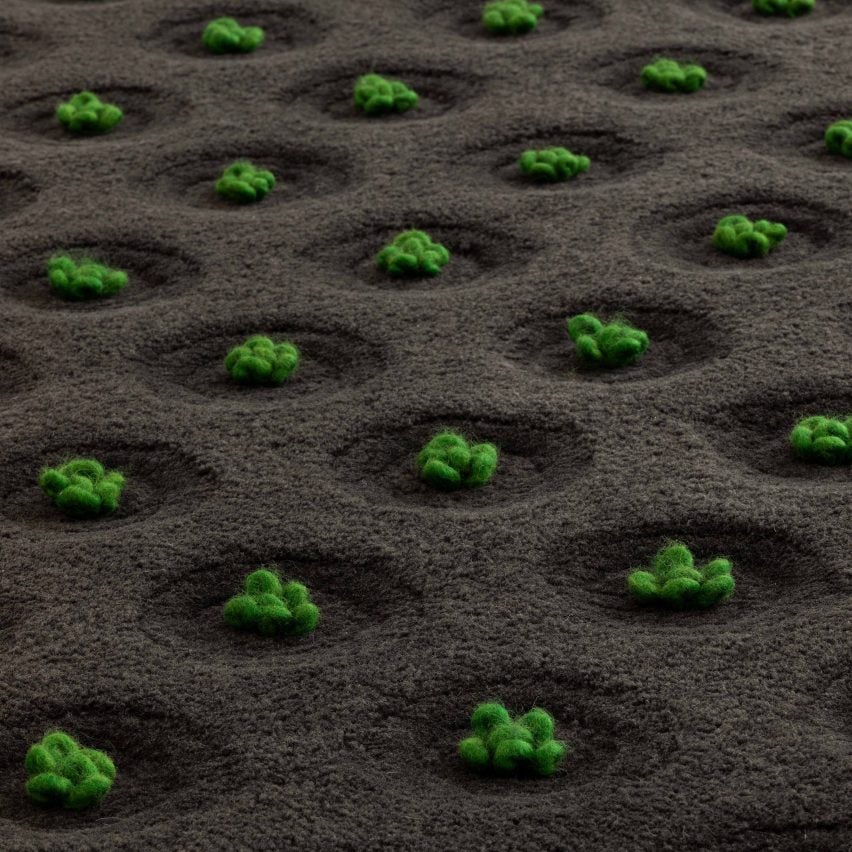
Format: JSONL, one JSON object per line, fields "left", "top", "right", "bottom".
{"left": 0, "top": 344, "right": 36, "bottom": 398}
{"left": 767, "top": 106, "right": 852, "bottom": 169}
{"left": 0, "top": 21, "right": 43, "bottom": 65}
{"left": 333, "top": 414, "right": 594, "bottom": 509}
{"left": 0, "top": 168, "right": 39, "bottom": 219}
{"left": 683, "top": 0, "right": 846, "bottom": 22}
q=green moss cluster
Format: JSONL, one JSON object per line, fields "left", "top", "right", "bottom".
{"left": 825, "top": 120, "right": 852, "bottom": 158}
{"left": 376, "top": 230, "right": 450, "bottom": 277}
{"left": 46, "top": 255, "right": 128, "bottom": 301}
{"left": 790, "top": 415, "right": 852, "bottom": 465}
{"left": 224, "top": 335, "right": 300, "bottom": 386}
{"left": 712, "top": 214, "right": 787, "bottom": 258}
{"left": 459, "top": 703, "right": 568, "bottom": 776}
{"left": 224, "top": 568, "right": 320, "bottom": 637}
{"left": 417, "top": 431, "right": 498, "bottom": 490}
{"left": 482, "top": 1, "right": 544, "bottom": 35}
{"left": 39, "top": 459, "right": 125, "bottom": 519}
{"left": 627, "top": 542, "right": 735, "bottom": 610}
{"left": 353, "top": 74, "right": 418, "bottom": 116}
{"left": 26, "top": 732, "right": 115, "bottom": 810}
{"left": 202, "top": 17, "right": 265, "bottom": 54}
{"left": 567, "top": 313, "right": 649, "bottom": 368}
{"left": 641, "top": 58, "right": 707, "bottom": 93}
{"left": 519, "top": 147, "right": 590, "bottom": 182}
{"left": 753, "top": 0, "right": 814, "bottom": 16}
{"left": 56, "top": 91, "right": 123, "bottom": 134}
{"left": 215, "top": 161, "right": 276, "bottom": 204}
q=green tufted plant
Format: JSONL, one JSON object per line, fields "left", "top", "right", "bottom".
{"left": 202, "top": 17, "right": 265, "bottom": 54}
{"left": 376, "top": 230, "right": 450, "bottom": 278}
{"left": 712, "top": 214, "right": 787, "bottom": 258}
{"left": 627, "top": 542, "right": 735, "bottom": 609}
{"left": 39, "top": 459, "right": 126, "bottom": 519}
{"left": 752, "top": 0, "right": 815, "bottom": 16}
{"left": 56, "top": 91, "right": 123, "bottom": 134}
{"left": 215, "top": 161, "right": 276, "bottom": 204}
{"left": 224, "top": 568, "right": 320, "bottom": 637}
{"left": 482, "top": 1, "right": 544, "bottom": 35}
{"left": 519, "top": 147, "right": 590, "bottom": 182}
{"left": 353, "top": 74, "right": 418, "bottom": 116}
{"left": 26, "top": 732, "right": 116, "bottom": 810}
{"left": 825, "top": 119, "right": 852, "bottom": 158}
{"left": 417, "top": 431, "right": 498, "bottom": 490}
{"left": 790, "top": 415, "right": 852, "bottom": 465}
{"left": 459, "top": 702, "right": 568, "bottom": 776}
{"left": 567, "top": 313, "right": 649, "bottom": 368}
{"left": 640, "top": 58, "right": 707, "bottom": 93}
{"left": 224, "top": 335, "right": 300, "bottom": 386}
{"left": 46, "top": 255, "right": 128, "bottom": 301}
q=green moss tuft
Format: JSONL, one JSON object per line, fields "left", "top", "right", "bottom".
{"left": 417, "top": 430, "right": 498, "bottom": 490}
{"left": 25, "top": 731, "right": 116, "bottom": 810}
{"left": 46, "top": 255, "right": 128, "bottom": 301}
{"left": 376, "top": 230, "right": 450, "bottom": 277}
{"left": 39, "top": 459, "right": 126, "bottom": 519}
{"left": 215, "top": 161, "right": 276, "bottom": 204}
{"left": 353, "top": 73, "right": 418, "bottom": 116}
{"left": 459, "top": 702, "right": 568, "bottom": 776}
{"left": 482, "top": 1, "right": 544, "bottom": 35}
{"left": 752, "top": 0, "right": 814, "bottom": 16}
{"left": 224, "top": 335, "right": 300, "bottom": 386}
{"left": 825, "top": 120, "right": 852, "bottom": 158}
{"left": 566, "top": 313, "right": 649, "bottom": 368}
{"left": 712, "top": 214, "right": 787, "bottom": 258}
{"left": 519, "top": 147, "right": 590, "bottom": 182}
{"left": 202, "top": 17, "right": 265, "bottom": 54}
{"left": 56, "top": 91, "right": 123, "bottom": 134}
{"left": 640, "top": 58, "right": 707, "bottom": 93}
{"left": 224, "top": 568, "right": 320, "bottom": 637}
{"left": 627, "top": 542, "right": 735, "bottom": 610}
{"left": 790, "top": 415, "right": 852, "bottom": 465}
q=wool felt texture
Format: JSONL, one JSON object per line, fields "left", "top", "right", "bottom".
{"left": 223, "top": 568, "right": 320, "bottom": 636}
{"left": 640, "top": 58, "right": 707, "bottom": 94}
{"left": 518, "top": 147, "right": 590, "bottom": 182}
{"left": 566, "top": 313, "right": 649, "bottom": 368}
{"left": 215, "top": 161, "right": 276, "bottom": 204}
{"left": 712, "top": 214, "right": 788, "bottom": 258}
{"left": 25, "top": 732, "right": 116, "bottom": 811}
{"left": 46, "top": 255, "right": 128, "bottom": 300}
{"left": 353, "top": 74, "right": 419, "bottom": 116}
{"left": 224, "top": 335, "right": 300, "bottom": 386}
{"left": 627, "top": 542, "right": 735, "bottom": 609}
{"left": 824, "top": 119, "right": 852, "bottom": 158}
{"left": 55, "top": 91, "right": 123, "bottom": 134}
{"left": 202, "top": 17, "right": 265, "bottom": 54}
{"left": 481, "top": 1, "right": 544, "bottom": 35}
{"left": 416, "top": 431, "right": 499, "bottom": 490}
{"left": 752, "top": 0, "right": 815, "bottom": 16}
{"left": 38, "top": 458, "right": 126, "bottom": 518}
{"left": 376, "top": 230, "right": 450, "bottom": 277}
{"left": 789, "top": 415, "right": 852, "bottom": 465}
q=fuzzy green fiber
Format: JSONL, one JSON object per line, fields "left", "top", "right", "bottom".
{"left": 790, "top": 415, "right": 852, "bottom": 465}
{"left": 202, "top": 17, "right": 265, "bottom": 54}
{"left": 224, "top": 568, "right": 320, "bottom": 637}
{"left": 215, "top": 161, "right": 276, "bottom": 204}
{"left": 712, "top": 214, "right": 787, "bottom": 258}
{"left": 459, "top": 703, "right": 568, "bottom": 776}
{"left": 641, "top": 58, "right": 707, "bottom": 93}
{"left": 46, "top": 255, "right": 128, "bottom": 301}
{"left": 627, "top": 542, "right": 735, "bottom": 610}
{"left": 567, "top": 313, "right": 649, "bottom": 368}
{"left": 25, "top": 731, "right": 116, "bottom": 810}
{"left": 224, "top": 335, "right": 300, "bottom": 386}
{"left": 353, "top": 74, "right": 419, "bottom": 116}
{"left": 482, "top": 1, "right": 544, "bottom": 35}
{"left": 752, "top": 0, "right": 814, "bottom": 16}
{"left": 56, "top": 91, "right": 123, "bottom": 134}
{"left": 825, "top": 120, "right": 852, "bottom": 158}
{"left": 39, "top": 459, "right": 126, "bottom": 519}
{"left": 417, "top": 431, "right": 498, "bottom": 490}
{"left": 519, "top": 147, "right": 590, "bottom": 182}
{"left": 376, "top": 230, "right": 450, "bottom": 277}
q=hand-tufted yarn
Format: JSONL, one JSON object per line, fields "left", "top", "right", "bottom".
{"left": 46, "top": 255, "right": 128, "bottom": 301}
{"left": 56, "top": 91, "right": 123, "bottom": 134}
{"left": 790, "top": 415, "right": 852, "bottom": 465}
{"left": 825, "top": 120, "right": 852, "bottom": 158}
{"left": 459, "top": 702, "right": 568, "bottom": 776}
{"left": 566, "top": 313, "right": 649, "bottom": 368}
{"left": 712, "top": 214, "right": 787, "bottom": 258}
{"left": 376, "top": 230, "right": 450, "bottom": 277}
{"left": 640, "top": 58, "right": 707, "bottom": 93}
{"left": 627, "top": 542, "right": 735, "bottom": 610}
{"left": 417, "top": 430, "right": 498, "bottom": 490}
{"left": 202, "top": 17, "right": 265, "bottom": 54}
{"left": 519, "top": 147, "right": 590, "bottom": 182}
{"left": 224, "top": 335, "right": 300, "bottom": 386}
{"left": 752, "top": 0, "right": 815, "bottom": 16}
{"left": 215, "top": 161, "right": 276, "bottom": 204}
{"left": 482, "top": 1, "right": 544, "bottom": 35}
{"left": 353, "top": 74, "right": 419, "bottom": 116}
{"left": 224, "top": 568, "right": 320, "bottom": 637}
{"left": 25, "top": 731, "right": 116, "bottom": 810}
{"left": 39, "top": 458, "right": 126, "bottom": 519}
